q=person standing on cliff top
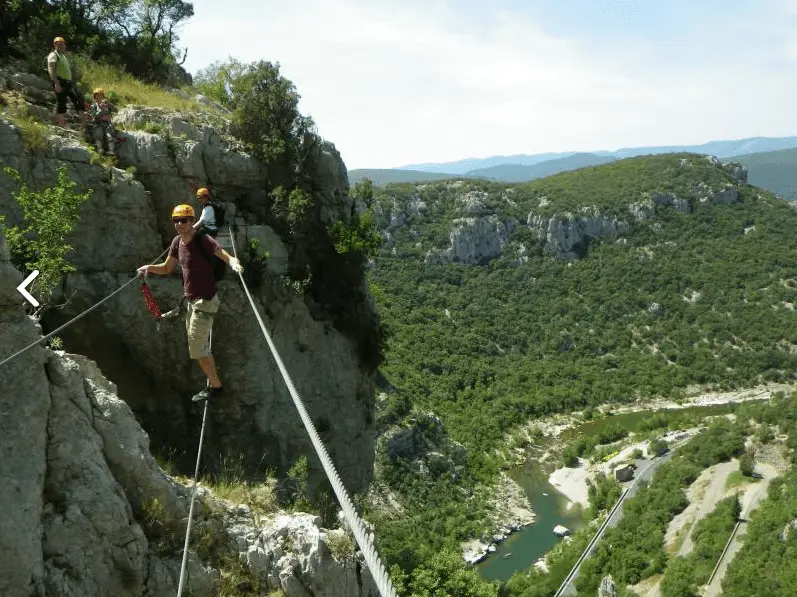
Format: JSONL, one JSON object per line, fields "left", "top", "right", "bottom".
{"left": 47, "top": 36, "right": 86, "bottom": 128}
{"left": 136, "top": 204, "right": 244, "bottom": 402}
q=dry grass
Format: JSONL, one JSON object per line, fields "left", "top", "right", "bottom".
{"left": 75, "top": 58, "right": 205, "bottom": 113}
{"left": 217, "top": 556, "right": 264, "bottom": 597}
{"left": 202, "top": 455, "right": 280, "bottom": 524}
{"left": 0, "top": 91, "right": 49, "bottom": 150}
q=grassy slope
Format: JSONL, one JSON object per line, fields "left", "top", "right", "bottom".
{"left": 371, "top": 153, "right": 797, "bottom": 456}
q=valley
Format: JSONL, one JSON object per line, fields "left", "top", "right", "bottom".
{"left": 365, "top": 152, "right": 797, "bottom": 596}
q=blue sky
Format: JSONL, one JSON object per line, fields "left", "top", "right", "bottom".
{"left": 178, "top": 0, "right": 797, "bottom": 169}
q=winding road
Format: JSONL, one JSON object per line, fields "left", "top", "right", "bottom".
{"left": 703, "top": 463, "right": 778, "bottom": 597}
{"left": 555, "top": 450, "right": 675, "bottom": 596}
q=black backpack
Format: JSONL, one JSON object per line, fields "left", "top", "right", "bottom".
{"left": 196, "top": 231, "right": 226, "bottom": 282}
{"left": 209, "top": 201, "right": 226, "bottom": 228}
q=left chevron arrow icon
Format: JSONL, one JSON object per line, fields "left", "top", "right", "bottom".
{"left": 17, "top": 270, "right": 40, "bottom": 307}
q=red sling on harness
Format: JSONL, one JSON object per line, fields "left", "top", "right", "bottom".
{"left": 140, "top": 281, "right": 162, "bottom": 320}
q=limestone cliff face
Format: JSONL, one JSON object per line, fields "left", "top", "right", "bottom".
{"left": 526, "top": 206, "right": 629, "bottom": 260}
{"left": 0, "top": 72, "right": 377, "bottom": 495}
{"left": 378, "top": 157, "right": 749, "bottom": 263}
{"left": 0, "top": 225, "right": 377, "bottom": 597}
{"left": 425, "top": 215, "right": 518, "bottom": 265}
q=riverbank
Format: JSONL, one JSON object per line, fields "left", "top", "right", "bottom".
{"left": 614, "top": 383, "right": 793, "bottom": 415}
{"left": 462, "top": 471, "right": 536, "bottom": 565}
{"left": 548, "top": 428, "right": 703, "bottom": 509}
{"left": 473, "top": 383, "right": 791, "bottom": 566}
{"left": 525, "top": 383, "right": 792, "bottom": 444}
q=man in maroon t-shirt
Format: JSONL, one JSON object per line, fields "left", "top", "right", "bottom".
{"left": 137, "top": 204, "right": 243, "bottom": 402}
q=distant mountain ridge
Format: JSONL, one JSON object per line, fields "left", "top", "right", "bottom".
{"left": 348, "top": 136, "right": 797, "bottom": 191}
{"left": 465, "top": 152, "right": 618, "bottom": 182}
{"left": 396, "top": 136, "right": 797, "bottom": 174}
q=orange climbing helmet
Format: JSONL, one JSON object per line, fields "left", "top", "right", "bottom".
{"left": 93, "top": 87, "right": 104, "bottom": 97}
{"left": 171, "top": 204, "right": 195, "bottom": 219}
{"left": 53, "top": 36, "right": 65, "bottom": 44}
{"left": 196, "top": 187, "right": 210, "bottom": 199}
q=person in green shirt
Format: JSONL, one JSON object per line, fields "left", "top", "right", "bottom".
{"left": 47, "top": 36, "right": 86, "bottom": 128}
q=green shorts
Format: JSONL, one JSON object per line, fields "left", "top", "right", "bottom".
{"left": 184, "top": 295, "right": 220, "bottom": 359}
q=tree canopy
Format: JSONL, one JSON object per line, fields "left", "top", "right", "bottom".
{"left": 2, "top": 0, "right": 194, "bottom": 84}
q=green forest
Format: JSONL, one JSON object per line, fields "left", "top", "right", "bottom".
{"left": 371, "top": 156, "right": 797, "bottom": 457}
{"left": 364, "top": 155, "right": 797, "bottom": 593}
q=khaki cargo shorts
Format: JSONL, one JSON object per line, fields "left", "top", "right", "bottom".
{"left": 184, "top": 295, "right": 220, "bottom": 359}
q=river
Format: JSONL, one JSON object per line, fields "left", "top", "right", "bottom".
{"left": 475, "top": 461, "right": 585, "bottom": 581}
{"left": 476, "top": 401, "right": 740, "bottom": 582}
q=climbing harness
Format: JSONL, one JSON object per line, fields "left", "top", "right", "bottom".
{"left": 161, "top": 296, "right": 185, "bottom": 320}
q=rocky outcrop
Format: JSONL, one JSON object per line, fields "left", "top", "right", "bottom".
{"left": 598, "top": 574, "right": 617, "bottom": 597}
{"left": 382, "top": 412, "right": 467, "bottom": 478}
{"left": 722, "top": 161, "right": 748, "bottom": 185}
{"left": 0, "top": 224, "right": 376, "bottom": 596}
{"left": 461, "top": 471, "right": 536, "bottom": 565}
{"left": 780, "top": 518, "right": 797, "bottom": 541}
{"left": 652, "top": 192, "right": 691, "bottom": 213}
{"left": 0, "top": 74, "right": 376, "bottom": 494}
{"left": 425, "top": 215, "right": 517, "bottom": 265}
{"left": 629, "top": 192, "right": 691, "bottom": 221}
{"left": 527, "top": 207, "right": 629, "bottom": 259}
{"left": 456, "top": 190, "right": 489, "bottom": 215}
{"left": 245, "top": 513, "right": 377, "bottom": 596}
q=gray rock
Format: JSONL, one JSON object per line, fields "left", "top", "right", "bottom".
{"left": 652, "top": 192, "right": 691, "bottom": 213}
{"left": 450, "top": 216, "right": 516, "bottom": 264}
{"left": 382, "top": 413, "right": 467, "bottom": 477}
{"left": 598, "top": 574, "right": 617, "bottom": 597}
{"left": 0, "top": 104, "right": 376, "bottom": 496}
{"left": 723, "top": 161, "right": 748, "bottom": 184}
{"left": 0, "top": 227, "right": 50, "bottom": 597}
{"left": 456, "top": 190, "right": 489, "bottom": 215}
{"left": 386, "top": 199, "right": 407, "bottom": 231}
{"left": 628, "top": 199, "right": 655, "bottom": 221}
{"left": 244, "top": 225, "right": 290, "bottom": 276}
{"left": 426, "top": 215, "right": 516, "bottom": 265}
{"left": 11, "top": 72, "right": 54, "bottom": 94}
{"left": 712, "top": 186, "right": 740, "bottom": 205}
{"left": 42, "top": 353, "right": 149, "bottom": 597}
{"left": 0, "top": 318, "right": 378, "bottom": 597}
{"left": 0, "top": 120, "right": 163, "bottom": 275}
{"left": 244, "top": 513, "right": 379, "bottom": 596}
{"left": 780, "top": 519, "right": 797, "bottom": 542}
{"left": 406, "top": 195, "right": 427, "bottom": 216}
{"left": 528, "top": 207, "right": 628, "bottom": 259}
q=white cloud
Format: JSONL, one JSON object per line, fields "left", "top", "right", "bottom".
{"left": 180, "top": 0, "right": 797, "bottom": 169}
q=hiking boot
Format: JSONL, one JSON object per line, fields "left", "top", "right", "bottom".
{"left": 192, "top": 385, "right": 223, "bottom": 402}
